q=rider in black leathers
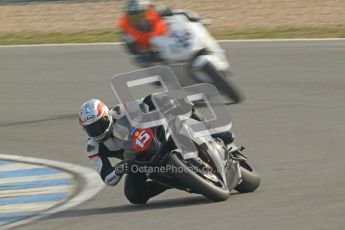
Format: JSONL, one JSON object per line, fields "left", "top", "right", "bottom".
{"left": 79, "top": 97, "right": 234, "bottom": 204}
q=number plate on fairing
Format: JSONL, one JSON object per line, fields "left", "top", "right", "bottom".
{"left": 131, "top": 128, "right": 153, "bottom": 152}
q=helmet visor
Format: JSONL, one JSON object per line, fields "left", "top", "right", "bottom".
{"left": 84, "top": 116, "right": 110, "bottom": 138}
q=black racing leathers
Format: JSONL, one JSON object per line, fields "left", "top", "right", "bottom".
{"left": 86, "top": 112, "right": 168, "bottom": 204}
{"left": 85, "top": 101, "right": 233, "bottom": 204}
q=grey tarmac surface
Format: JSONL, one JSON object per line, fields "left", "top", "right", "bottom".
{"left": 0, "top": 40, "right": 345, "bottom": 230}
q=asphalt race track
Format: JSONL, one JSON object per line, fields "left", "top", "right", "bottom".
{"left": 1, "top": 40, "right": 345, "bottom": 230}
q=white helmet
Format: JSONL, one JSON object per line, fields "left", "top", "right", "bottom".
{"left": 125, "top": 0, "right": 150, "bottom": 14}
{"left": 79, "top": 99, "right": 113, "bottom": 142}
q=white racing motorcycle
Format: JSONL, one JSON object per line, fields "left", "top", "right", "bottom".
{"left": 131, "top": 12, "right": 243, "bottom": 104}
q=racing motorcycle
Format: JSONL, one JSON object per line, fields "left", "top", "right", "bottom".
{"left": 125, "top": 118, "right": 261, "bottom": 201}
{"left": 130, "top": 11, "right": 243, "bottom": 104}
{"left": 112, "top": 66, "right": 259, "bottom": 201}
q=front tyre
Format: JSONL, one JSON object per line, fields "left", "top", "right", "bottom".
{"left": 235, "top": 160, "right": 261, "bottom": 193}
{"left": 189, "top": 59, "right": 244, "bottom": 104}
{"left": 201, "top": 62, "right": 243, "bottom": 104}
{"left": 166, "top": 153, "right": 230, "bottom": 202}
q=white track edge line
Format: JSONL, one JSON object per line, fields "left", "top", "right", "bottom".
{"left": 0, "top": 38, "right": 345, "bottom": 48}
{"left": 0, "top": 153, "right": 105, "bottom": 230}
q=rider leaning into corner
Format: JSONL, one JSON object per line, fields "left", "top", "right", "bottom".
{"left": 79, "top": 98, "right": 235, "bottom": 204}
{"left": 118, "top": 0, "right": 243, "bottom": 104}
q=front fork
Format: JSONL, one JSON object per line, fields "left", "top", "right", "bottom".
{"left": 224, "top": 143, "right": 247, "bottom": 191}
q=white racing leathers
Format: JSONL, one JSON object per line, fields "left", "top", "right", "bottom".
{"left": 85, "top": 109, "right": 169, "bottom": 204}
{"left": 86, "top": 137, "right": 124, "bottom": 186}
{"left": 85, "top": 107, "right": 165, "bottom": 186}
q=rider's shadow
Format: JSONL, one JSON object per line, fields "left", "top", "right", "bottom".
{"left": 44, "top": 196, "right": 212, "bottom": 220}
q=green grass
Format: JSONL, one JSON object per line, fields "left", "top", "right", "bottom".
{"left": 1, "top": 27, "right": 345, "bottom": 45}
{"left": 0, "top": 31, "right": 121, "bottom": 45}
{"left": 211, "top": 27, "right": 345, "bottom": 40}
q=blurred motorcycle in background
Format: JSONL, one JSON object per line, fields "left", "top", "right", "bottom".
{"left": 128, "top": 11, "right": 244, "bottom": 104}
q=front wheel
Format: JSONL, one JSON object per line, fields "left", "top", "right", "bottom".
{"left": 190, "top": 62, "right": 244, "bottom": 104}
{"left": 166, "top": 153, "right": 230, "bottom": 202}
{"left": 235, "top": 160, "right": 261, "bottom": 193}
{"left": 203, "top": 63, "right": 244, "bottom": 104}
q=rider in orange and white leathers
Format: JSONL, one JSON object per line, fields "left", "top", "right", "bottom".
{"left": 118, "top": 0, "right": 202, "bottom": 65}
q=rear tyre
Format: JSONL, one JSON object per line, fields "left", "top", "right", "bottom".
{"left": 166, "top": 153, "right": 230, "bottom": 202}
{"left": 235, "top": 160, "right": 260, "bottom": 193}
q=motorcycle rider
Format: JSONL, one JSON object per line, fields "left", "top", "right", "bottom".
{"left": 118, "top": 0, "right": 202, "bottom": 65}
{"left": 79, "top": 98, "right": 169, "bottom": 204}
{"left": 79, "top": 98, "right": 234, "bottom": 204}
{"left": 118, "top": 0, "right": 242, "bottom": 104}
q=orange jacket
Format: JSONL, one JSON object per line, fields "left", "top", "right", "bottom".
{"left": 118, "top": 7, "right": 168, "bottom": 49}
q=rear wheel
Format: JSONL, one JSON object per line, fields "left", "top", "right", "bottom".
{"left": 235, "top": 160, "right": 260, "bottom": 193}
{"left": 166, "top": 153, "right": 230, "bottom": 202}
